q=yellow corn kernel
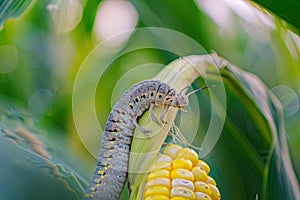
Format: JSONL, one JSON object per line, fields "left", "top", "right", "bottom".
{"left": 171, "top": 186, "right": 195, "bottom": 199}
{"left": 145, "top": 195, "right": 169, "bottom": 200}
{"left": 155, "top": 154, "right": 173, "bottom": 163}
{"left": 145, "top": 177, "right": 171, "bottom": 189}
{"left": 191, "top": 167, "right": 208, "bottom": 182}
{"left": 171, "top": 169, "right": 194, "bottom": 182}
{"left": 147, "top": 169, "right": 170, "bottom": 180}
{"left": 172, "top": 158, "right": 193, "bottom": 170}
{"left": 209, "top": 184, "right": 221, "bottom": 200}
{"left": 194, "top": 181, "right": 212, "bottom": 195}
{"left": 144, "top": 145, "right": 221, "bottom": 200}
{"left": 171, "top": 197, "right": 193, "bottom": 200}
{"left": 144, "top": 186, "right": 170, "bottom": 198}
{"left": 195, "top": 192, "right": 213, "bottom": 200}
{"left": 206, "top": 176, "right": 216, "bottom": 186}
{"left": 172, "top": 178, "right": 195, "bottom": 191}
{"left": 163, "top": 144, "right": 183, "bottom": 159}
{"left": 195, "top": 160, "right": 210, "bottom": 174}
{"left": 176, "top": 148, "right": 199, "bottom": 165}
{"left": 150, "top": 161, "right": 172, "bottom": 171}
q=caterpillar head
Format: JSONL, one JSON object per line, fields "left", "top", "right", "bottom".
{"left": 175, "top": 92, "right": 189, "bottom": 109}
{"left": 174, "top": 85, "right": 215, "bottom": 111}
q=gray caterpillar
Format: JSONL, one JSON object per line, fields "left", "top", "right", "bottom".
{"left": 83, "top": 80, "right": 211, "bottom": 199}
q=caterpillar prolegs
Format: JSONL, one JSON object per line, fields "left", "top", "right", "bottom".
{"left": 83, "top": 80, "right": 212, "bottom": 199}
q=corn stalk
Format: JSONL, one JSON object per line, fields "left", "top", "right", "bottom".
{"left": 128, "top": 54, "right": 224, "bottom": 200}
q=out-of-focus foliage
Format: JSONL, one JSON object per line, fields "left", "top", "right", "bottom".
{"left": 0, "top": 106, "right": 87, "bottom": 199}
{"left": 0, "top": 0, "right": 35, "bottom": 28}
{"left": 0, "top": 0, "right": 300, "bottom": 199}
{"left": 252, "top": 0, "right": 300, "bottom": 33}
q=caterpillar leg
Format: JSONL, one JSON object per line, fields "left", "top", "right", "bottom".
{"left": 149, "top": 103, "right": 162, "bottom": 126}
{"left": 132, "top": 116, "right": 150, "bottom": 137}
{"left": 160, "top": 106, "right": 169, "bottom": 124}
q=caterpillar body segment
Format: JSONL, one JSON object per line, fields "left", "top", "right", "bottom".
{"left": 102, "top": 132, "right": 132, "bottom": 145}
{"left": 83, "top": 80, "right": 205, "bottom": 199}
{"left": 99, "top": 148, "right": 129, "bottom": 162}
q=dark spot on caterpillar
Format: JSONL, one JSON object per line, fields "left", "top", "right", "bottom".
{"left": 107, "top": 129, "right": 118, "bottom": 132}
{"left": 150, "top": 91, "right": 154, "bottom": 96}
{"left": 141, "top": 93, "right": 146, "bottom": 98}
{"left": 117, "top": 110, "right": 126, "bottom": 115}
{"left": 158, "top": 94, "right": 163, "bottom": 98}
{"left": 100, "top": 162, "right": 109, "bottom": 167}
{"left": 111, "top": 119, "right": 122, "bottom": 124}
{"left": 111, "top": 137, "right": 116, "bottom": 141}
{"left": 129, "top": 103, "right": 134, "bottom": 109}
{"left": 135, "top": 97, "right": 139, "bottom": 102}
{"left": 116, "top": 110, "right": 126, "bottom": 116}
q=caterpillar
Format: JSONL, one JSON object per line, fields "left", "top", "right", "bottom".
{"left": 83, "top": 80, "right": 212, "bottom": 199}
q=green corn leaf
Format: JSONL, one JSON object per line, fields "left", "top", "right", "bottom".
{"left": 251, "top": 0, "right": 300, "bottom": 34}
{"left": 129, "top": 54, "right": 300, "bottom": 199}
{"left": 220, "top": 62, "right": 300, "bottom": 199}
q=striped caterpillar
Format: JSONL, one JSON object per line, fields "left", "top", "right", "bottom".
{"left": 83, "top": 80, "right": 212, "bottom": 199}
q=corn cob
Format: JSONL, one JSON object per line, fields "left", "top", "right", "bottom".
{"left": 144, "top": 144, "right": 221, "bottom": 200}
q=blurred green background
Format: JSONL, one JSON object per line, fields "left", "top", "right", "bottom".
{"left": 0, "top": 0, "right": 299, "bottom": 199}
